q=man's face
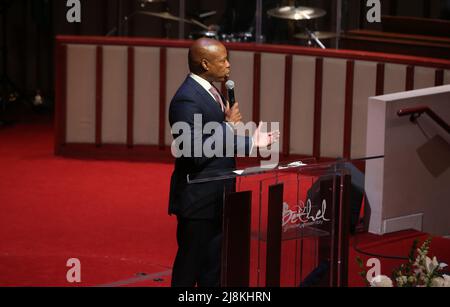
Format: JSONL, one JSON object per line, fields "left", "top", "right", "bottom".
{"left": 203, "top": 44, "right": 230, "bottom": 82}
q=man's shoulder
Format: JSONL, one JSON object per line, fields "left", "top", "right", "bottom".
{"left": 172, "top": 77, "right": 205, "bottom": 102}
{"left": 175, "top": 77, "right": 195, "bottom": 94}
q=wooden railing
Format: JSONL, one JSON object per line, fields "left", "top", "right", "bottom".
{"left": 54, "top": 36, "right": 450, "bottom": 161}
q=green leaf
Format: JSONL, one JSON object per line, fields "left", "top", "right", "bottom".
{"left": 356, "top": 256, "right": 364, "bottom": 268}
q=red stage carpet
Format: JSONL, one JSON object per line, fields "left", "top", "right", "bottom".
{"left": 1, "top": 117, "right": 449, "bottom": 287}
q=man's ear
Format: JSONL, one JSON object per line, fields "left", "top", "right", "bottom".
{"left": 201, "top": 59, "right": 209, "bottom": 71}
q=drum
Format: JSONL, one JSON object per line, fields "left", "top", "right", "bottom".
{"left": 235, "top": 32, "right": 254, "bottom": 42}
{"left": 220, "top": 32, "right": 254, "bottom": 43}
{"left": 188, "top": 30, "right": 219, "bottom": 40}
{"left": 189, "top": 31, "right": 254, "bottom": 43}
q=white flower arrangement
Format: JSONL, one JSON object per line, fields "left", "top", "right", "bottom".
{"left": 369, "top": 275, "right": 393, "bottom": 287}
{"left": 357, "top": 237, "right": 449, "bottom": 287}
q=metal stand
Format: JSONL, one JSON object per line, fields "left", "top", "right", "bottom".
{"left": 106, "top": 10, "right": 140, "bottom": 36}
{"left": 305, "top": 27, "right": 326, "bottom": 49}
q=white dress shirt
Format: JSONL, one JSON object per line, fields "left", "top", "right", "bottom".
{"left": 189, "top": 73, "right": 218, "bottom": 102}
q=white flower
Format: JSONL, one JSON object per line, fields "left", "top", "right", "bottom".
{"left": 415, "top": 255, "right": 421, "bottom": 265}
{"left": 431, "top": 277, "right": 445, "bottom": 287}
{"left": 443, "top": 275, "right": 450, "bottom": 287}
{"left": 414, "top": 267, "right": 423, "bottom": 275}
{"left": 407, "top": 275, "right": 417, "bottom": 284}
{"left": 370, "top": 275, "right": 393, "bottom": 287}
{"left": 417, "top": 248, "right": 427, "bottom": 257}
{"left": 396, "top": 276, "right": 407, "bottom": 287}
{"left": 425, "top": 256, "right": 439, "bottom": 274}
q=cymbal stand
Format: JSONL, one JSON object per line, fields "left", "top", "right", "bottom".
{"left": 305, "top": 27, "right": 326, "bottom": 49}
{"left": 107, "top": 2, "right": 177, "bottom": 38}
{"left": 106, "top": 9, "right": 142, "bottom": 36}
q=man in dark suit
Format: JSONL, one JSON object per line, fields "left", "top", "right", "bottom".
{"left": 168, "top": 38, "right": 279, "bottom": 287}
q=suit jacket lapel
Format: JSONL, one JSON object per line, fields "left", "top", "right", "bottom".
{"left": 185, "top": 77, "right": 225, "bottom": 116}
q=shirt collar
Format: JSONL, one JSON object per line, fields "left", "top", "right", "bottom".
{"left": 189, "top": 73, "right": 213, "bottom": 92}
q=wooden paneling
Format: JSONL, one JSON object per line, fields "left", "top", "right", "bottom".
{"left": 56, "top": 37, "right": 450, "bottom": 160}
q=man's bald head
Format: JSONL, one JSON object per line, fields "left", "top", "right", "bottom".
{"left": 188, "top": 38, "right": 230, "bottom": 82}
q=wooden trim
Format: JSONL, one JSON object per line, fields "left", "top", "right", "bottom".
{"left": 313, "top": 58, "right": 323, "bottom": 160}
{"left": 95, "top": 46, "right": 103, "bottom": 147}
{"left": 343, "top": 29, "right": 450, "bottom": 45}
{"left": 283, "top": 55, "right": 293, "bottom": 157}
{"left": 339, "top": 174, "right": 352, "bottom": 287}
{"left": 159, "top": 48, "right": 167, "bottom": 149}
{"left": 55, "top": 36, "right": 450, "bottom": 69}
{"left": 435, "top": 69, "right": 444, "bottom": 86}
{"left": 265, "top": 184, "right": 284, "bottom": 287}
{"left": 253, "top": 53, "right": 261, "bottom": 124}
{"left": 376, "top": 63, "right": 385, "bottom": 96}
{"left": 127, "top": 47, "right": 135, "bottom": 148}
{"left": 56, "top": 143, "right": 174, "bottom": 163}
{"left": 56, "top": 143, "right": 335, "bottom": 164}
{"left": 343, "top": 60, "right": 355, "bottom": 160}
{"left": 222, "top": 191, "right": 252, "bottom": 287}
{"left": 56, "top": 36, "right": 195, "bottom": 48}
{"left": 406, "top": 65, "right": 415, "bottom": 91}
{"left": 54, "top": 43, "right": 67, "bottom": 154}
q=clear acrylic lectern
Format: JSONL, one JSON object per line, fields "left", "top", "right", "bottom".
{"left": 188, "top": 160, "right": 355, "bottom": 287}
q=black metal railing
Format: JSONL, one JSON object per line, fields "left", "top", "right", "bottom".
{"left": 397, "top": 106, "right": 450, "bottom": 134}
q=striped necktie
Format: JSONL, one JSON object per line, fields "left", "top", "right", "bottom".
{"left": 209, "top": 85, "right": 225, "bottom": 112}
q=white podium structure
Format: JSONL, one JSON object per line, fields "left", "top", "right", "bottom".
{"left": 365, "top": 85, "right": 450, "bottom": 236}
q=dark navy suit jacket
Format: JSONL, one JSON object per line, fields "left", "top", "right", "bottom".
{"left": 168, "top": 76, "right": 251, "bottom": 219}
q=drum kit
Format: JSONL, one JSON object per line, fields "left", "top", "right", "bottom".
{"left": 126, "top": 1, "right": 334, "bottom": 48}
{"left": 267, "top": 5, "right": 335, "bottom": 48}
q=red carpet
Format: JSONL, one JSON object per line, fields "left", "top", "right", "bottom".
{"left": 0, "top": 117, "right": 177, "bottom": 286}
{"left": 0, "top": 117, "right": 449, "bottom": 287}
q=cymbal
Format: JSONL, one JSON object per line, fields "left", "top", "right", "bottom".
{"left": 189, "top": 18, "right": 210, "bottom": 30}
{"left": 267, "top": 6, "right": 326, "bottom": 20}
{"left": 137, "top": 11, "right": 209, "bottom": 30}
{"left": 138, "top": 11, "right": 194, "bottom": 24}
{"left": 294, "top": 31, "right": 337, "bottom": 40}
{"left": 139, "top": 0, "right": 166, "bottom": 3}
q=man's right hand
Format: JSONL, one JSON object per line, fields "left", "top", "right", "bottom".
{"left": 225, "top": 101, "right": 242, "bottom": 124}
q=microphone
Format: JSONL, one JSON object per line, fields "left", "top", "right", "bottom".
{"left": 225, "top": 80, "right": 236, "bottom": 108}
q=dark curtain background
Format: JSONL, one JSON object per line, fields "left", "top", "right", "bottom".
{"left": 0, "top": 0, "right": 446, "bottom": 114}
